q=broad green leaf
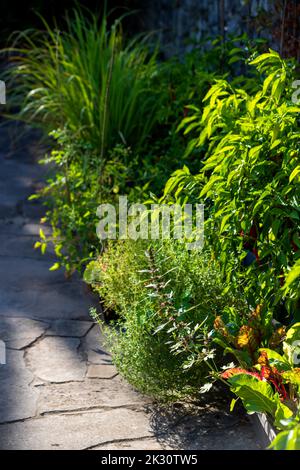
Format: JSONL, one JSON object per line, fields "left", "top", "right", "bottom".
{"left": 212, "top": 337, "right": 228, "bottom": 350}
{"left": 274, "top": 402, "right": 293, "bottom": 429}
{"left": 248, "top": 145, "right": 262, "bottom": 161}
{"left": 262, "top": 71, "right": 277, "bottom": 95}
{"left": 228, "top": 374, "right": 279, "bottom": 415}
{"left": 230, "top": 398, "right": 238, "bottom": 412}
{"left": 249, "top": 50, "right": 280, "bottom": 66}
{"left": 220, "top": 213, "right": 232, "bottom": 234}
{"left": 284, "top": 263, "right": 300, "bottom": 289}
{"left": 247, "top": 93, "right": 262, "bottom": 116}
{"left": 163, "top": 177, "right": 179, "bottom": 196}
{"left": 200, "top": 175, "right": 222, "bottom": 197}
{"left": 203, "top": 83, "right": 224, "bottom": 102}
{"left": 289, "top": 166, "right": 300, "bottom": 183}
{"left": 258, "top": 348, "right": 291, "bottom": 371}
{"left": 282, "top": 369, "right": 300, "bottom": 386}
{"left": 269, "top": 426, "right": 300, "bottom": 450}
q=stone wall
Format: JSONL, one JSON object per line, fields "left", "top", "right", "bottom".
{"left": 138, "top": 0, "right": 290, "bottom": 57}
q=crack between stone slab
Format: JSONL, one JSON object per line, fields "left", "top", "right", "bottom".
{"left": 22, "top": 326, "right": 63, "bottom": 392}
{"left": 45, "top": 332, "right": 93, "bottom": 339}
{"left": 0, "top": 406, "right": 150, "bottom": 429}
{"left": 81, "top": 322, "right": 95, "bottom": 338}
{"left": 22, "top": 324, "right": 51, "bottom": 355}
{"left": 22, "top": 323, "right": 94, "bottom": 358}
{"left": 87, "top": 373, "right": 119, "bottom": 380}
{"left": 80, "top": 324, "right": 111, "bottom": 379}
{"left": 42, "top": 317, "right": 94, "bottom": 340}
{"left": 39, "top": 403, "right": 148, "bottom": 417}
{"left": 21, "top": 324, "right": 88, "bottom": 386}
{"left": 33, "top": 374, "right": 122, "bottom": 388}
{"left": 84, "top": 435, "right": 154, "bottom": 450}
{"left": 0, "top": 415, "right": 38, "bottom": 427}
{"left": 27, "top": 373, "right": 87, "bottom": 388}
{"left": 74, "top": 337, "right": 88, "bottom": 378}
{"left": 79, "top": 335, "right": 91, "bottom": 379}
{"left": 0, "top": 327, "right": 93, "bottom": 346}
{"left": 20, "top": 330, "right": 50, "bottom": 352}
{"left": 35, "top": 379, "right": 86, "bottom": 387}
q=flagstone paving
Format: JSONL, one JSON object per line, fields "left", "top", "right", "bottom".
{"left": 0, "top": 123, "right": 262, "bottom": 449}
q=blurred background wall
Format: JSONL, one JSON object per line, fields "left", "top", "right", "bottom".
{"left": 140, "top": 0, "right": 299, "bottom": 59}
{"left": 0, "top": 0, "right": 299, "bottom": 58}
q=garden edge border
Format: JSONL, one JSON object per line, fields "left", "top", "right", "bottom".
{"left": 250, "top": 413, "right": 277, "bottom": 449}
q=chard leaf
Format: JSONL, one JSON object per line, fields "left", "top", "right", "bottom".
{"left": 228, "top": 373, "right": 279, "bottom": 415}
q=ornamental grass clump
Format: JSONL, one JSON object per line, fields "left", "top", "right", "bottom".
{"left": 4, "top": 8, "right": 161, "bottom": 153}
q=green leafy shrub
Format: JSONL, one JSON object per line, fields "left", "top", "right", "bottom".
{"left": 155, "top": 50, "right": 300, "bottom": 434}
{"left": 33, "top": 128, "right": 154, "bottom": 273}
{"left": 163, "top": 50, "right": 300, "bottom": 324}
{"left": 86, "top": 239, "right": 244, "bottom": 400}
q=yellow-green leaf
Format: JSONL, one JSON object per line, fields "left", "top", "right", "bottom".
{"left": 39, "top": 228, "right": 46, "bottom": 240}
{"left": 49, "top": 262, "right": 60, "bottom": 271}
{"left": 289, "top": 166, "right": 300, "bottom": 183}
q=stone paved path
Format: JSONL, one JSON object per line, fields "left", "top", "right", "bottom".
{"left": 0, "top": 123, "right": 262, "bottom": 450}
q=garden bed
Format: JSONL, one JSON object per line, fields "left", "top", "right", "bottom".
{"left": 251, "top": 413, "right": 277, "bottom": 449}
{"left": 2, "top": 4, "right": 300, "bottom": 451}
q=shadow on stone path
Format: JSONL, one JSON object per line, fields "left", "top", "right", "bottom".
{"left": 0, "top": 122, "right": 262, "bottom": 450}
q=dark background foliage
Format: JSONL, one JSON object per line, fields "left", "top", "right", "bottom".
{"left": 0, "top": 1, "right": 143, "bottom": 47}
